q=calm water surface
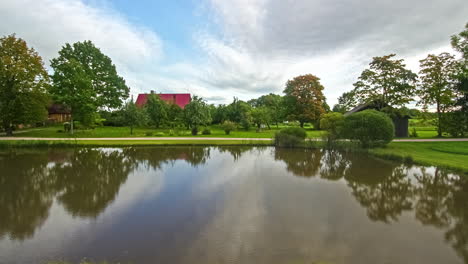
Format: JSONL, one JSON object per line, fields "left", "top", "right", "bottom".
{"left": 0, "top": 146, "right": 467, "bottom": 264}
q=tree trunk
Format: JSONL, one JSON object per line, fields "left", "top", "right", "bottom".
{"left": 70, "top": 117, "right": 74, "bottom": 135}
{"left": 5, "top": 125, "right": 13, "bottom": 136}
{"left": 437, "top": 102, "right": 442, "bottom": 137}
{"left": 130, "top": 125, "right": 134, "bottom": 135}
{"left": 300, "top": 121, "right": 304, "bottom": 128}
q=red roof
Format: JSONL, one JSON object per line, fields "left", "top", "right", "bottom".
{"left": 135, "top": 93, "right": 191, "bottom": 108}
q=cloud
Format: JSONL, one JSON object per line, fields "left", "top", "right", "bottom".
{"left": 1, "top": 0, "right": 467, "bottom": 106}
{"left": 0, "top": 0, "right": 162, "bottom": 94}
{"left": 194, "top": 0, "right": 468, "bottom": 105}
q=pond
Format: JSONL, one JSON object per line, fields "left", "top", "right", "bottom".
{"left": 0, "top": 146, "right": 467, "bottom": 264}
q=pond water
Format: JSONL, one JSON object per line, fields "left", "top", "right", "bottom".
{"left": 0, "top": 146, "right": 467, "bottom": 264}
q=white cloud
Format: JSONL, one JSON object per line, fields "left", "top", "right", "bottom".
{"left": 0, "top": 0, "right": 162, "bottom": 95}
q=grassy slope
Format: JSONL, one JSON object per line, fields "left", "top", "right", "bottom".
{"left": 370, "top": 141, "right": 468, "bottom": 172}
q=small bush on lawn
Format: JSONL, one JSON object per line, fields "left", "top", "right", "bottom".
{"left": 202, "top": 128, "right": 211, "bottom": 135}
{"left": 222, "top": 121, "right": 236, "bottom": 135}
{"left": 342, "top": 110, "right": 394, "bottom": 148}
{"left": 274, "top": 127, "right": 307, "bottom": 147}
{"left": 320, "top": 112, "right": 344, "bottom": 146}
{"left": 145, "top": 132, "right": 153, "bottom": 136}
{"left": 155, "top": 132, "right": 165, "bottom": 136}
{"left": 410, "top": 127, "right": 418, "bottom": 137}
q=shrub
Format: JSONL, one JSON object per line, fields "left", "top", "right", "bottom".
{"left": 441, "top": 112, "right": 467, "bottom": 137}
{"left": 320, "top": 112, "right": 344, "bottom": 146}
{"left": 155, "top": 132, "right": 165, "bottom": 136}
{"left": 145, "top": 132, "right": 153, "bottom": 137}
{"left": 63, "top": 122, "right": 71, "bottom": 132}
{"left": 409, "top": 127, "right": 418, "bottom": 137}
{"left": 342, "top": 110, "right": 394, "bottom": 148}
{"left": 202, "top": 128, "right": 211, "bottom": 135}
{"left": 222, "top": 121, "right": 236, "bottom": 135}
{"left": 274, "top": 127, "right": 307, "bottom": 147}
{"left": 191, "top": 127, "right": 198, "bottom": 135}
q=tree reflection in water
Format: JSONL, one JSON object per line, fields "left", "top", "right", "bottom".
{"left": 274, "top": 147, "right": 468, "bottom": 263}
{"left": 0, "top": 146, "right": 213, "bottom": 241}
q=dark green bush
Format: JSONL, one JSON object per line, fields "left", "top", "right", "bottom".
{"left": 274, "top": 127, "right": 307, "bottom": 147}
{"left": 145, "top": 132, "right": 153, "bottom": 136}
{"left": 343, "top": 110, "right": 394, "bottom": 148}
{"left": 202, "top": 128, "right": 211, "bottom": 135}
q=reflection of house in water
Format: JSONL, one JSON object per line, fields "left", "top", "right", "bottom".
{"left": 47, "top": 104, "right": 71, "bottom": 123}
{"left": 345, "top": 100, "right": 410, "bottom": 137}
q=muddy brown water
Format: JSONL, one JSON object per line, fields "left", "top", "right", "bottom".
{"left": 0, "top": 146, "right": 467, "bottom": 264}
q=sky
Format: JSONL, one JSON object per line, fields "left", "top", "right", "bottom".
{"left": 1, "top": 0, "right": 467, "bottom": 106}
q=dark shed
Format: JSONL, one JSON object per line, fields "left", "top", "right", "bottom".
{"left": 345, "top": 101, "right": 409, "bottom": 138}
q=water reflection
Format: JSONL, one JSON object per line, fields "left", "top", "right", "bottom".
{"left": 0, "top": 146, "right": 467, "bottom": 263}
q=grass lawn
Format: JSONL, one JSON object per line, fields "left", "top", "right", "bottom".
{"left": 370, "top": 141, "right": 468, "bottom": 173}
{"left": 0, "top": 139, "right": 274, "bottom": 148}
{"left": 6, "top": 124, "right": 325, "bottom": 139}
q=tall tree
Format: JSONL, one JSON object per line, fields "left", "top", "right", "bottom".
{"left": 50, "top": 40, "right": 129, "bottom": 134}
{"left": 122, "top": 98, "right": 146, "bottom": 135}
{"left": 183, "top": 96, "right": 211, "bottom": 135}
{"left": 283, "top": 74, "right": 326, "bottom": 127}
{"left": 145, "top": 94, "right": 168, "bottom": 128}
{"left": 353, "top": 54, "right": 417, "bottom": 108}
{"left": 0, "top": 34, "right": 49, "bottom": 135}
{"left": 418, "top": 52, "right": 458, "bottom": 137}
{"left": 451, "top": 22, "right": 468, "bottom": 135}
{"left": 249, "top": 93, "right": 284, "bottom": 127}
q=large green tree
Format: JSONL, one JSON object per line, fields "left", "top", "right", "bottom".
{"left": 183, "top": 96, "right": 211, "bottom": 135}
{"left": 249, "top": 93, "right": 284, "bottom": 127}
{"left": 450, "top": 22, "right": 468, "bottom": 136}
{"left": 353, "top": 54, "right": 417, "bottom": 108}
{"left": 283, "top": 74, "right": 326, "bottom": 127}
{"left": 145, "top": 94, "right": 168, "bottom": 128}
{"left": 50, "top": 40, "right": 129, "bottom": 133}
{"left": 418, "top": 52, "right": 458, "bottom": 137}
{"left": 0, "top": 34, "right": 49, "bottom": 135}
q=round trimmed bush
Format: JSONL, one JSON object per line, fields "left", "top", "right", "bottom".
{"left": 274, "top": 127, "right": 307, "bottom": 147}
{"left": 221, "top": 121, "right": 236, "bottom": 135}
{"left": 343, "top": 110, "right": 394, "bottom": 147}
{"left": 320, "top": 112, "right": 344, "bottom": 144}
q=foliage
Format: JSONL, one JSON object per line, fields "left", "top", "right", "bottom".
{"left": 333, "top": 90, "right": 358, "bottom": 113}
{"left": 221, "top": 120, "right": 236, "bottom": 135}
{"left": 283, "top": 74, "right": 326, "bottom": 127}
{"left": 320, "top": 112, "right": 344, "bottom": 145}
{"left": 122, "top": 99, "right": 146, "bottom": 135}
{"left": 353, "top": 54, "right": 417, "bottom": 107}
{"left": 251, "top": 106, "right": 271, "bottom": 130}
{"left": 274, "top": 127, "right": 307, "bottom": 148}
{"left": 249, "top": 93, "right": 284, "bottom": 126}
{"left": 440, "top": 111, "right": 467, "bottom": 137}
{"left": 418, "top": 52, "right": 458, "bottom": 137}
{"left": 0, "top": 34, "right": 50, "bottom": 135}
{"left": 50, "top": 40, "right": 129, "bottom": 133}
{"left": 451, "top": 23, "right": 468, "bottom": 137}
{"left": 202, "top": 128, "right": 211, "bottom": 135}
{"left": 145, "top": 94, "right": 168, "bottom": 128}
{"left": 167, "top": 103, "right": 183, "bottom": 128}
{"left": 183, "top": 96, "right": 211, "bottom": 135}
{"left": 343, "top": 110, "right": 394, "bottom": 148}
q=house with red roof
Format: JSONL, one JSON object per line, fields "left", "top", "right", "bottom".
{"left": 135, "top": 91, "right": 191, "bottom": 108}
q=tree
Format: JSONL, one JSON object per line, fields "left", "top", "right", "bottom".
{"left": 353, "top": 54, "right": 417, "bottom": 108}
{"left": 251, "top": 107, "right": 271, "bottom": 130}
{"left": 283, "top": 74, "right": 326, "bottom": 127}
{"left": 451, "top": 22, "right": 468, "bottom": 136}
{"left": 249, "top": 93, "right": 284, "bottom": 126}
{"left": 50, "top": 40, "right": 129, "bottom": 134}
{"left": 333, "top": 90, "right": 358, "bottom": 113}
{"left": 183, "top": 96, "right": 211, "bottom": 135}
{"left": 167, "top": 103, "right": 183, "bottom": 128}
{"left": 145, "top": 94, "right": 168, "bottom": 128}
{"left": 0, "top": 34, "right": 49, "bottom": 135}
{"left": 320, "top": 112, "right": 345, "bottom": 145}
{"left": 418, "top": 52, "right": 458, "bottom": 137}
{"left": 122, "top": 99, "right": 146, "bottom": 135}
